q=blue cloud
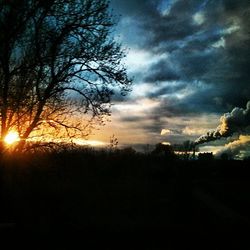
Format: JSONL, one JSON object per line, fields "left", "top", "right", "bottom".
{"left": 108, "top": 0, "right": 250, "bottom": 144}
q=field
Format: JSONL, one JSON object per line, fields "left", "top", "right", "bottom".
{"left": 0, "top": 149, "right": 249, "bottom": 248}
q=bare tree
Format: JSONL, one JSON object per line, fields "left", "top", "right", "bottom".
{"left": 0, "top": 0, "right": 131, "bottom": 151}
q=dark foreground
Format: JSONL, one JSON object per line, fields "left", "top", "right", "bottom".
{"left": 0, "top": 150, "right": 249, "bottom": 249}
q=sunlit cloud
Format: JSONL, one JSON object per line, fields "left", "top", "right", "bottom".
{"left": 73, "top": 139, "right": 107, "bottom": 147}
{"left": 161, "top": 141, "right": 171, "bottom": 146}
{"left": 225, "top": 135, "right": 250, "bottom": 148}
{"left": 193, "top": 12, "right": 205, "bottom": 25}
{"left": 223, "top": 23, "right": 241, "bottom": 35}
{"left": 114, "top": 98, "right": 160, "bottom": 114}
{"left": 130, "top": 83, "right": 153, "bottom": 98}
{"left": 182, "top": 126, "right": 209, "bottom": 136}
{"left": 212, "top": 37, "right": 225, "bottom": 49}
{"left": 199, "top": 145, "right": 225, "bottom": 155}
{"left": 161, "top": 129, "right": 171, "bottom": 136}
{"left": 172, "top": 87, "right": 195, "bottom": 100}
{"left": 124, "top": 49, "right": 169, "bottom": 74}
{"left": 215, "top": 135, "right": 250, "bottom": 159}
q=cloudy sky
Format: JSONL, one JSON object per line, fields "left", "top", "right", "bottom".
{"left": 90, "top": 0, "right": 250, "bottom": 157}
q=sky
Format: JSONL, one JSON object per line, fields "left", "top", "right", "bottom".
{"left": 89, "top": 0, "right": 250, "bottom": 158}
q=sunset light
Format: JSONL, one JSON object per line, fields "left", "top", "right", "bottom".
{"left": 4, "top": 131, "right": 20, "bottom": 145}
{"left": 0, "top": 0, "right": 249, "bottom": 242}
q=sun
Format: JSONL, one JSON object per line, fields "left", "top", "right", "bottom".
{"left": 4, "top": 131, "right": 20, "bottom": 145}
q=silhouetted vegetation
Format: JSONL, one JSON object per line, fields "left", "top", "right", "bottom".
{"left": 0, "top": 0, "right": 131, "bottom": 151}
{"left": 0, "top": 147, "right": 249, "bottom": 248}
{"left": 151, "top": 143, "right": 176, "bottom": 160}
{"left": 198, "top": 152, "right": 214, "bottom": 161}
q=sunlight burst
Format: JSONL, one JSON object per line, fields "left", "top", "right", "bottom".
{"left": 4, "top": 131, "right": 20, "bottom": 145}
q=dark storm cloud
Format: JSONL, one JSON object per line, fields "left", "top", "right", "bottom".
{"left": 119, "top": 115, "right": 146, "bottom": 123}
{"left": 119, "top": 111, "right": 184, "bottom": 143}
{"left": 138, "top": 0, "right": 206, "bottom": 50}
{"left": 109, "top": 0, "right": 250, "bottom": 143}
{"left": 143, "top": 59, "right": 180, "bottom": 83}
{"left": 147, "top": 83, "right": 186, "bottom": 98}
{"left": 110, "top": 0, "right": 159, "bottom": 15}
{"left": 148, "top": 81, "right": 228, "bottom": 118}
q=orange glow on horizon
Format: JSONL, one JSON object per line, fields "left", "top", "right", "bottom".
{"left": 72, "top": 138, "right": 107, "bottom": 147}
{"left": 26, "top": 135, "right": 107, "bottom": 148}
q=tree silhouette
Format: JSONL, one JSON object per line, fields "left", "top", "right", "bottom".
{"left": 0, "top": 0, "right": 131, "bottom": 151}
{"left": 109, "top": 134, "right": 118, "bottom": 151}
{"left": 152, "top": 143, "right": 176, "bottom": 160}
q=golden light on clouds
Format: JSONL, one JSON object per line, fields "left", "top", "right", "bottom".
{"left": 72, "top": 139, "right": 107, "bottom": 147}
{"left": 27, "top": 135, "right": 107, "bottom": 148}
{"left": 199, "top": 145, "right": 225, "bottom": 155}
{"left": 224, "top": 135, "right": 250, "bottom": 148}
{"left": 4, "top": 131, "right": 20, "bottom": 145}
{"left": 161, "top": 129, "right": 171, "bottom": 135}
{"left": 161, "top": 141, "right": 171, "bottom": 146}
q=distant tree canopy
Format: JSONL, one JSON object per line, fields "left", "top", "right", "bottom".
{"left": 198, "top": 152, "right": 214, "bottom": 161}
{"left": 152, "top": 143, "right": 176, "bottom": 159}
{"left": 0, "top": 0, "right": 131, "bottom": 151}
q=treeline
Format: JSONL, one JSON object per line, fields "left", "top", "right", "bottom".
{"left": 0, "top": 144, "right": 249, "bottom": 248}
